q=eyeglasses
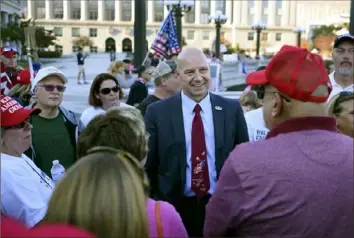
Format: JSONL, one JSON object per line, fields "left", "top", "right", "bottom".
{"left": 86, "top": 146, "right": 148, "bottom": 189}
{"left": 4, "top": 119, "right": 31, "bottom": 130}
{"left": 100, "top": 86, "right": 120, "bottom": 95}
{"left": 258, "top": 90, "right": 291, "bottom": 102}
{"left": 37, "top": 84, "right": 66, "bottom": 92}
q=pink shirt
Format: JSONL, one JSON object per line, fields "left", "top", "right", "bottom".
{"left": 146, "top": 198, "right": 187, "bottom": 237}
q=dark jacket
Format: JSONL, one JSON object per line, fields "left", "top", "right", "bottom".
{"left": 24, "top": 106, "right": 82, "bottom": 163}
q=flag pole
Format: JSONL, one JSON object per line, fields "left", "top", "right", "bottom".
{"left": 141, "top": 11, "right": 173, "bottom": 66}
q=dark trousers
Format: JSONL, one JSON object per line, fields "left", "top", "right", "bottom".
{"left": 175, "top": 194, "right": 211, "bottom": 237}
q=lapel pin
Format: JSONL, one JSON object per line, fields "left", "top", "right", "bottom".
{"left": 215, "top": 106, "right": 223, "bottom": 111}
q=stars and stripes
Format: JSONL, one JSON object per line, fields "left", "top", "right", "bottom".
{"left": 151, "top": 11, "right": 181, "bottom": 58}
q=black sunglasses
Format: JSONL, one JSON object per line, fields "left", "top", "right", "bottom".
{"left": 37, "top": 84, "right": 66, "bottom": 92}
{"left": 99, "top": 86, "right": 120, "bottom": 95}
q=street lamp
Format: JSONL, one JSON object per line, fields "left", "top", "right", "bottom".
{"left": 251, "top": 22, "right": 266, "bottom": 59}
{"left": 350, "top": 0, "right": 354, "bottom": 35}
{"left": 209, "top": 11, "right": 228, "bottom": 59}
{"left": 134, "top": 0, "right": 147, "bottom": 67}
{"left": 293, "top": 27, "right": 305, "bottom": 47}
{"left": 165, "top": 0, "right": 193, "bottom": 48}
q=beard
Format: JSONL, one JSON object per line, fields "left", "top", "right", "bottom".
{"left": 338, "top": 67, "right": 353, "bottom": 77}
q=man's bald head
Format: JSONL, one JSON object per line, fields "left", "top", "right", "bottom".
{"left": 177, "top": 47, "right": 208, "bottom": 71}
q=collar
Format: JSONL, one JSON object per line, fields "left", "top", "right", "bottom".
{"left": 181, "top": 90, "right": 211, "bottom": 113}
{"left": 329, "top": 71, "right": 354, "bottom": 90}
{"left": 266, "top": 117, "right": 337, "bottom": 140}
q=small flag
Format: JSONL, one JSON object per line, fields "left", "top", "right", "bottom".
{"left": 151, "top": 11, "right": 181, "bottom": 58}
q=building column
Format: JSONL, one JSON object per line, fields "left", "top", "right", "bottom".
{"left": 27, "top": 0, "right": 34, "bottom": 19}
{"left": 98, "top": 0, "right": 105, "bottom": 21}
{"left": 81, "top": 0, "right": 87, "bottom": 21}
{"left": 282, "top": 0, "right": 290, "bottom": 26}
{"left": 131, "top": 0, "right": 135, "bottom": 22}
{"left": 241, "top": 1, "right": 248, "bottom": 25}
{"left": 194, "top": 0, "right": 200, "bottom": 24}
{"left": 45, "top": 0, "right": 53, "bottom": 20}
{"left": 289, "top": 0, "right": 297, "bottom": 26}
{"left": 233, "top": 0, "right": 241, "bottom": 25}
{"left": 63, "top": 0, "right": 71, "bottom": 20}
{"left": 268, "top": 0, "right": 276, "bottom": 26}
{"left": 254, "top": 0, "right": 262, "bottom": 24}
{"left": 114, "top": 0, "right": 120, "bottom": 21}
{"left": 225, "top": 0, "right": 232, "bottom": 25}
{"left": 148, "top": 0, "right": 153, "bottom": 23}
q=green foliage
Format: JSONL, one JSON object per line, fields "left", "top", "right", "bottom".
{"left": 72, "top": 36, "right": 94, "bottom": 48}
{"left": 38, "top": 51, "right": 62, "bottom": 58}
{"left": 311, "top": 23, "right": 349, "bottom": 42}
{"left": 1, "top": 23, "right": 57, "bottom": 52}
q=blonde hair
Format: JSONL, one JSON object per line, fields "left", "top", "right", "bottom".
{"left": 7, "top": 84, "right": 31, "bottom": 103}
{"left": 107, "top": 61, "right": 125, "bottom": 75}
{"left": 238, "top": 91, "right": 263, "bottom": 110}
{"left": 42, "top": 150, "right": 149, "bottom": 238}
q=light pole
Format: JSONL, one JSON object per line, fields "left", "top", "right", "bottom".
{"left": 293, "top": 27, "right": 305, "bottom": 47}
{"left": 165, "top": 0, "right": 193, "bottom": 48}
{"left": 350, "top": 0, "right": 354, "bottom": 35}
{"left": 209, "top": 11, "right": 228, "bottom": 59}
{"left": 134, "top": 0, "right": 146, "bottom": 67}
{"left": 251, "top": 22, "right": 266, "bottom": 60}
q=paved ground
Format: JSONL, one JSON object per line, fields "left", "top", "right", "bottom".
{"left": 52, "top": 54, "right": 113, "bottom": 113}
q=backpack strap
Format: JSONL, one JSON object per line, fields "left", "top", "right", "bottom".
{"left": 155, "top": 201, "right": 163, "bottom": 238}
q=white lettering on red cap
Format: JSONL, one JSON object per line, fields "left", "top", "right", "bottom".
{"left": 1, "top": 96, "right": 23, "bottom": 113}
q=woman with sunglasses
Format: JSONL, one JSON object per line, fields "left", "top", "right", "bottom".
{"left": 1, "top": 96, "right": 54, "bottom": 228}
{"left": 328, "top": 91, "right": 354, "bottom": 138}
{"left": 80, "top": 73, "right": 133, "bottom": 128}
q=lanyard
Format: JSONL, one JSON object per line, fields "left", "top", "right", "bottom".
{"left": 22, "top": 157, "right": 53, "bottom": 190}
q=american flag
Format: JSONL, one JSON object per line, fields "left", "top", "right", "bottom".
{"left": 151, "top": 11, "right": 181, "bottom": 58}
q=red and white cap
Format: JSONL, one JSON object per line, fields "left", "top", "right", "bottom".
{"left": 16, "top": 69, "right": 33, "bottom": 85}
{"left": 0, "top": 47, "right": 17, "bottom": 57}
{"left": 0, "top": 95, "right": 40, "bottom": 127}
{"left": 246, "top": 45, "right": 332, "bottom": 103}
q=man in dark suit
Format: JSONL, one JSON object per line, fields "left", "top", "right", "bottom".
{"left": 144, "top": 47, "right": 249, "bottom": 237}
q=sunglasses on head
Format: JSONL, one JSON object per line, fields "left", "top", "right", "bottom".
{"left": 100, "top": 86, "right": 120, "bottom": 95}
{"left": 2, "top": 47, "right": 17, "bottom": 52}
{"left": 37, "top": 84, "right": 66, "bottom": 92}
{"left": 86, "top": 146, "right": 147, "bottom": 185}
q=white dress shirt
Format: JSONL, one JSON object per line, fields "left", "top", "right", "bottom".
{"left": 181, "top": 91, "right": 217, "bottom": 196}
{"left": 327, "top": 71, "right": 354, "bottom": 102}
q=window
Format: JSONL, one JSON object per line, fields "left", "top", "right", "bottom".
{"left": 261, "top": 32, "right": 268, "bottom": 41}
{"left": 72, "top": 46, "right": 79, "bottom": 53}
{"left": 187, "top": 30, "right": 195, "bottom": 40}
{"left": 275, "top": 33, "right": 282, "bottom": 41}
{"left": 216, "top": 0, "right": 226, "bottom": 13}
{"left": 88, "top": 0, "right": 98, "bottom": 20}
{"left": 53, "top": 2, "right": 63, "bottom": 19}
{"left": 121, "top": 1, "right": 132, "bottom": 21}
{"left": 248, "top": 8, "right": 254, "bottom": 25}
{"left": 72, "top": 28, "right": 80, "bottom": 37}
{"left": 105, "top": 0, "right": 115, "bottom": 21}
{"left": 185, "top": 0, "right": 195, "bottom": 23}
{"left": 153, "top": 0, "right": 164, "bottom": 22}
{"left": 261, "top": 14, "right": 268, "bottom": 26}
{"left": 275, "top": 15, "right": 281, "bottom": 26}
{"left": 34, "top": 0, "right": 45, "bottom": 19}
{"left": 262, "top": 0, "right": 269, "bottom": 8}
{"left": 89, "top": 28, "right": 97, "bottom": 37}
{"left": 200, "top": 0, "right": 210, "bottom": 24}
{"left": 202, "top": 31, "right": 210, "bottom": 40}
{"left": 71, "top": 0, "right": 81, "bottom": 19}
{"left": 90, "top": 46, "right": 98, "bottom": 53}
{"left": 55, "top": 45, "right": 63, "bottom": 53}
{"left": 276, "top": 0, "right": 283, "bottom": 8}
{"left": 248, "top": 0, "right": 255, "bottom": 8}
{"left": 53, "top": 27, "right": 63, "bottom": 36}
{"left": 248, "top": 32, "right": 254, "bottom": 41}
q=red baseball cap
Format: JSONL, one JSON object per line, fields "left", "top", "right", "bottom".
{"left": 0, "top": 47, "right": 17, "bottom": 57}
{"left": 246, "top": 45, "right": 332, "bottom": 103}
{"left": 1, "top": 95, "right": 40, "bottom": 127}
{"left": 16, "top": 69, "right": 33, "bottom": 85}
{"left": 1, "top": 216, "right": 94, "bottom": 237}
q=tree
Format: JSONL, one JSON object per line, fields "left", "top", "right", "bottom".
{"left": 72, "top": 36, "right": 94, "bottom": 49}
{"left": 1, "top": 23, "right": 57, "bottom": 53}
{"left": 311, "top": 24, "right": 343, "bottom": 56}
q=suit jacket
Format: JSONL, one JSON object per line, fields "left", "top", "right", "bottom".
{"left": 144, "top": 92, "right": 249, "bottom": 205}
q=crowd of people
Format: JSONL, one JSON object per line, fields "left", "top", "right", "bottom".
{"left": 1, "top": 33, "right": 353, "bottom": 238}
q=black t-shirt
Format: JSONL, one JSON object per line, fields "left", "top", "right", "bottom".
{"left": 137, "top": 95, "right": 161, "bottom": 116}
{"left": 126, "top": 80, "right": 148, "bottom": 106}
